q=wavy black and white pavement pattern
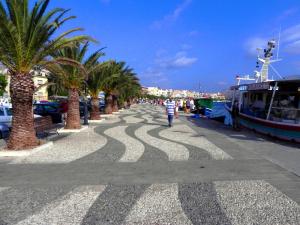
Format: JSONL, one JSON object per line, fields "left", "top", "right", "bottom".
{"left": 0, "top": 104, "right": 300, "bottom": 225}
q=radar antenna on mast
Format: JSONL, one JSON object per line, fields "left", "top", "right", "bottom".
{"left": 236, "top": 34, "right": 283, "bottom": 85}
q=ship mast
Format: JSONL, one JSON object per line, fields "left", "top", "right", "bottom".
{"left": 257, "top": 40, "right": 277, "bottom": 82}
{"left": 236, "top": 39, "right": 282, "bottom": 85}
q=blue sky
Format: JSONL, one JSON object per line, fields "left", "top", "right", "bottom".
{"left": 48, "top": 0, "right": 300, "bottom": 92}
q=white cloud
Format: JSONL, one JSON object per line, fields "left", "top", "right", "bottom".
{"left": 155, "top": 51, "right": 198, "bottom": 68}
{"left": 140, "top": 49, "right": 198, "bottom": 86}
{"left": 141, "top": 67, "right": 164, "bottom": 78}
{"left": 282, "top": 24, "right": 300, "bottom": 43}
{"left": 245, "top": 23, "right": 300, "bottom": 56}
{"left": 284, "top": 40, "right": 300, "bottom": 54}
{"left": 173, "top": 55, "right": 198, "bottom": 67}
{"left": 245, "top": 37, "right": 268, "bottom": 56}
{"left": 150, "top": 0, "right": 192, "bottom": 29}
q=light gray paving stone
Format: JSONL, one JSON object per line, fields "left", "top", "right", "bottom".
{"left": 141, "top": 114, "right": 155, "bottom": 123}
{"left": 214, "top": 180, "right": 300, "bottom": 225}
{"left": 10, "top": 127, "right": 107, "bottom": 164}
{"left": 159, "top": 124, "right": 233, "bottom": 160}
{"left": 16, "top": 185, "right": 106, "bottom": 225}
{"left": 123, "top": 183, "right": 193, "bottom": 225}
{"left": 147, "top": 125, "right": 212, "bottom": 160}
{"left": 104, "top": 126, "right": 145, "bottom": 162}
{"left": 123, "top": 115, "right": 145, "bottom": 124}
{"left": 135, "top": 125, "right": 189, "bottom": 161}
{"left": 0, "top": 186, "right": 72, "bottom": 225}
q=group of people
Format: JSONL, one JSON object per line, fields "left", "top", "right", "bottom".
{"left": 176, "top": 99, "right": 195, "bottom": 113}
{"left": 163, "top": 98, "right": 195, "bottom": 127}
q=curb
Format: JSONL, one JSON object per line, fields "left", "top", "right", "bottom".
{"left": 57, "top": 126, "right": 88, "bottom": 133}
{"left": 0, "top": 141, "right": 53, "bottom": 157}
{"left": 88, "top": 119, "right": 105, "bottom": 123}
{"left": 100, "top": 114, "right": 118, "bottom": 118}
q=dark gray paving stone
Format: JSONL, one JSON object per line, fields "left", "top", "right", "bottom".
{"left": 126, "top": 124, "right": 169, "bottom": 162}
{"left": 81, "top": 184, "right": 149, "bottom": 225}
{"left": 73, "top": 126, "right": 125, "bottom": 163}
{"left": 148, "top": 125, "right": 212, "bottom": 160}
{"left": 179, "top": 182, "right": 231, "bottom": 225}
{"left": 0, "top": 186, "right": 72, "bottom": 224}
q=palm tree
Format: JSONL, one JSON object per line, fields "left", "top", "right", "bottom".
{"left": 114, "top": 66, "right": 141, "bottom": 109}
{"left": 86, "top": 60, "right": 141, "bottom": 115}
{"left": 50, "top": 42, "right": 104, "bottom": 129}
{"left": 118, "top": 78, "right": 141, "bottom": 108}
{"left": 101, "top": 61, "right": 125, "bottom": 114}
{"left": 86, "top": 62, "right": 108, "bottom": 120}
{"left": 0, "top": 0, "right": 89, "bottom": 150}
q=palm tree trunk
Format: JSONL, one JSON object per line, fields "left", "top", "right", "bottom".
{"left": 105, "top": 94, "right": 113, "bottom": 114}
{"left": 65, "top": 88, "right": 81, "bottom": 129}
{"left": 112, "top": 95, "right": 118, "bottom": 112}
{"left": 7, "top": 73, "right": 39, "bottom": 150}
{"left": 90, "top": 97, "right": 100, "bottom": 120}
{"left": 119, "top": 100, "right": 125, "bottom": 109}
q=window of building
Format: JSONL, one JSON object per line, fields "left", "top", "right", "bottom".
{"left": 37, "top": 79, "right": 43, "bottom": 85}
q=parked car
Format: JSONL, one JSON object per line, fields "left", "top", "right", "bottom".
{"left": 99, "top": 99, "right": 105, "bottom": 112}
{"left": 0, "top": 123, "right": 10, "bottom": 139}
{"left": 79, "top": 101, "right": 92, "bottom": 117}
{"left": 0, "top": 106, "right": 41, "bottom": 128}
{"left": 0, "top": 106, "right": 13, "bottom": 127}
{"left": 33, "top": 103, "right": 62, "bottom": 123}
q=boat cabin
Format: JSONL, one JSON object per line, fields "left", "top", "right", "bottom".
{"left": 232, "top": 79, "right": 300, "bottom": 124}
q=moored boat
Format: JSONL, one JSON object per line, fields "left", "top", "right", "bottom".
{"left": 226, "top": 40, "right": 300, "bottom": 142}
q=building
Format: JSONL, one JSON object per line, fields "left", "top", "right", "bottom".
{"left": 0, "top": 67, "right": 49, "bottom": 101}
{"left": 32, "top": 69, "right": 49, "bottom": 101}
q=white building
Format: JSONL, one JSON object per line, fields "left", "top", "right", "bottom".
{"left": 0, "top": 66, "right": 49, "bottom": 101}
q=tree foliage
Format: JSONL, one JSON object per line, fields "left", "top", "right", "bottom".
{"left": 0, "top": 74, "right": 7, "bottom": 96}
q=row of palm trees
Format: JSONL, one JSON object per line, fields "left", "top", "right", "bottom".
{"left": 0, "top": 0, "right": 141, "bottom": 150}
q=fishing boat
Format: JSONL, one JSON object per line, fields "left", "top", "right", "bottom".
{"left": 226, "top": 40, "right": 300, "bottom": 142}
{"left": 194, "top": 97, "right": 228, "bottom": 122}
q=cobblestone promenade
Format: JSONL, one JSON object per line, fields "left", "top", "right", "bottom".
{"left": 0, "top": 104, "right": 299, "bottom": 225}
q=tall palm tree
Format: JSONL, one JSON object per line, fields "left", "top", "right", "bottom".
{"left": 101, "top": 61, "right": 125, "bottom": 114}
{"left": 86, "top": 62, "right": 109, "bottom": 120}
{"left": 0, "top": 0, "right": 89, "bottom": 150}
{"left": 50, "top": 42, "right": 104, "bottom": 129}
{"left": 118, "top": 76, "right": 141, "bottom": 108}
{"left": 114, "top": 66, "right": 141, "bottom": 109}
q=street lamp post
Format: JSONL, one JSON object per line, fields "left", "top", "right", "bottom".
{"left": 83, "top": 83, "right": 89, "bottom": 126}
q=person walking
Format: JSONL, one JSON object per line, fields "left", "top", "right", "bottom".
{"left": 175, "top": 100, "right": 179, "bottom": 118}
{"left": 232, "top": 100, "right": 240, "bottom": 130}
{"left": 166, "top": 98, "right": 176, "bottom": 127}
{"left": 183, "top": 100, "right": 187, "bottom": 113}
{"left": 186, "top": 98, "right": 191, "bottom": 113}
